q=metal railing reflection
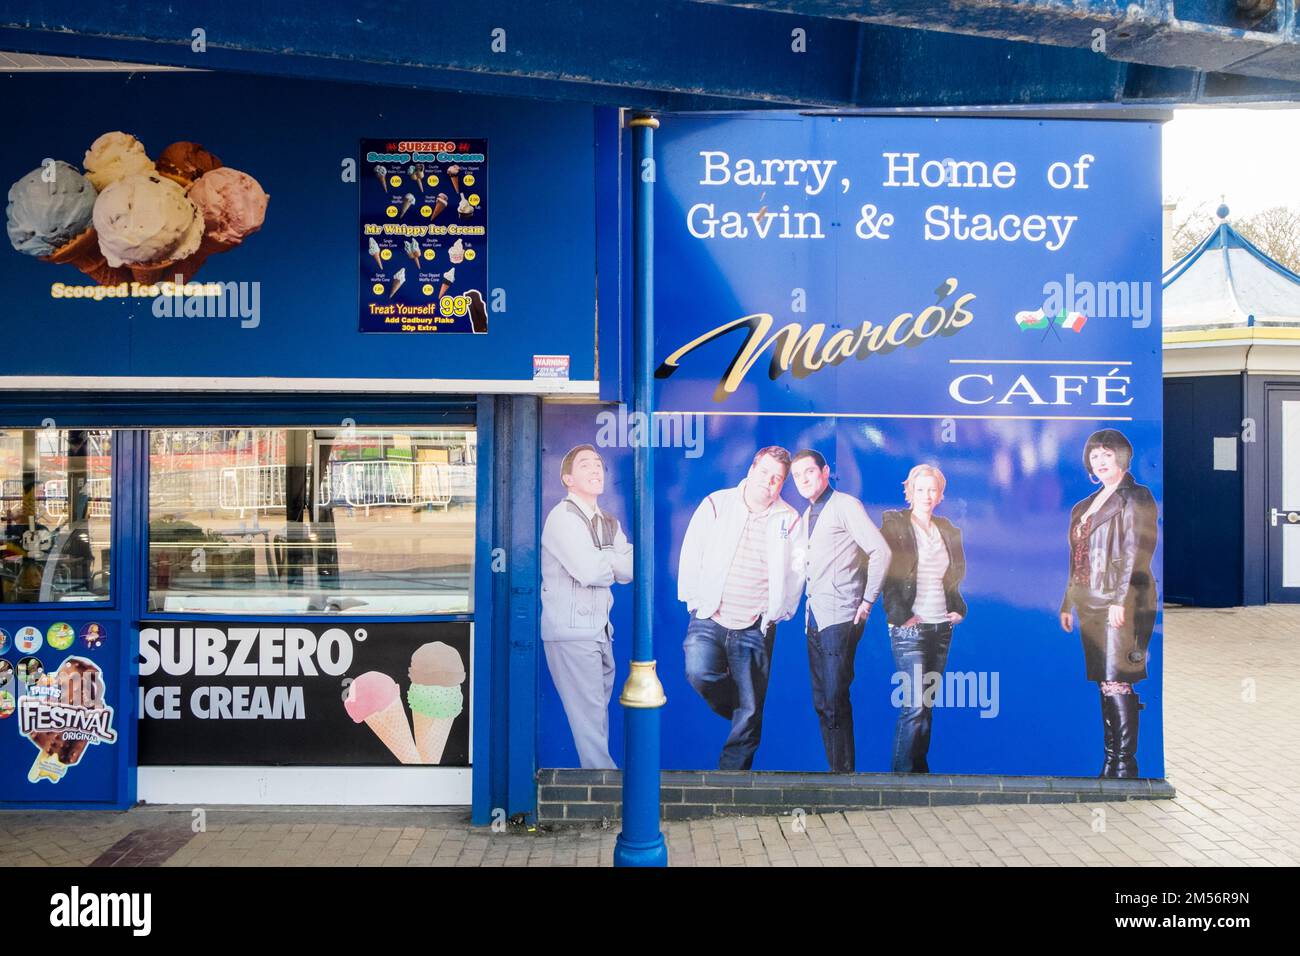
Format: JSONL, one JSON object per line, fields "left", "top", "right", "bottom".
{"left": 215, "top": 461, "right": 460, "bottom": 516}
{"left": 41, "top": 478, "right": 113, "bottom": 519}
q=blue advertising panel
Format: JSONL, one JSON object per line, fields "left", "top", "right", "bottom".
{"left": 0, "top": 72, "right": 598, "bottom": 385}
{"left": 541, "top": 113, "right": 1164, "bottom": 780}
{"left": 358, "top": 139, "right": 488, "bottom": 334}
{"left": 0, "top": 616, "right": 128, "bottom": 805}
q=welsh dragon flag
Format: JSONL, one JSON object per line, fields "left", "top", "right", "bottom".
{"left": 1015, "top": 310, "right": 1049, "bottom": 330}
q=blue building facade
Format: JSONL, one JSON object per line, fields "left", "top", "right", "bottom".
{"left": 3, "top": 1, "right": 1300, "bottom": 825}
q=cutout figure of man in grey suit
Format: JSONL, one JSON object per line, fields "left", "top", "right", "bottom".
{"left": 791, "top": 449, "right": 891, "bottom": 772}
{"left": 540, "top": 444, "right": 633, "bottom": 768}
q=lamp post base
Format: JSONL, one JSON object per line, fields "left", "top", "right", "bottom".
{"left": 613, "top": 831, "right": 668, "bottom": 868}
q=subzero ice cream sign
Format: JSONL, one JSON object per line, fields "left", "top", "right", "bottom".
{"left": 358, "top": 138, "right": 489, "bottom": 334}
{"left": 18, "top": 656, "right": 118, "bottom": 784}
{"left": 137, "top": 622, "right": 471, "bottom": 767}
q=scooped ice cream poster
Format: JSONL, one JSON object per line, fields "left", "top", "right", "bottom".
{"left": 5, "top": 132, "right": 270, "bottom": 293}
{"left": 358, "top": 138, "right": 488, "bottom": 334}
{"left": 137, "top": 622, "right": 470, "bottom": 766}
{"left": 16, "top": 655, "right": 118, "bottom": 785}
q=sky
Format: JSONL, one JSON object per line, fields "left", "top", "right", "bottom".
{"left": 1163, "top": 107, "right": 1300, "bottom": 220}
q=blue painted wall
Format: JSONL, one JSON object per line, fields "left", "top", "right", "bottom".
{"left": 1163, "top": 375, "right": 1243, "bottom": 607}
{"left": 0, "top": 72, "right": 600, "bottom": 383}
{"left": 542, "top": 112, "right": 1166, "bottom": 779}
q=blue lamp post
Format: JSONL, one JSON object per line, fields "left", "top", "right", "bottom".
{"left": 614, "top": 113, "right": 668, "bottom": 868}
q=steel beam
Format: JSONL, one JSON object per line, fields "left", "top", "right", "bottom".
{"left": 689, "top": 1, "right": 1300, "bottom": 83}
{"left": 2, "top": 0, "right": 1300, "bottom": 106}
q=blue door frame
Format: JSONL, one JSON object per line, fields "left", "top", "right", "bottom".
{"left": 1, "top": 393, "right": 547, "bottom": 816}
{"left": 0, "top": 429, "right": 144, "bottom": 810}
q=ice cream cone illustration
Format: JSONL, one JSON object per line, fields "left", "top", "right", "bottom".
{"left": 447, "top": 165, "right": 461, "bottom": 193}
{"left": 27, "top": 657, "right": 108, "bottom": 783}
{"left": 369, "top": 237, "right": 384, "bottom": 273}
{"left": 399, "top": 193, "right": 416, "bottom": 219}
{"left": 407, "top": 642, "right": 466, "bottom": 764}
{"left": 344, "top": 671, "right": 420, "bottom": 764}
{"left": 42, "top": 226, "right": 132, "bottom": 286}
{"left": 389, "top": 267, "right": 406, "bottom": 299}
{"left": 7, "top": 161, "right": 131, "bottom": 286}
{"left": 448, "top": 238, "right": 465, "bottom": 264}
{"left": 374, "top": 164, "right": 388, "bottom": 191}
{"left": 430, "top": 193, "right": 448, "bottom": 222}
{"left": 83, "top": 131, "right": 153, "bottom": 192}
{"left": 183, "top": 166, "right": 270, "bottom": 275}
{"left": 155, "top": 141, "right": 223, "bottom": 189}
{"left": 405, "top": 238, "right": 421, "bottom": 265}
{"left": 93, "top": 173, "right": 206, "bottom": 285}
{"left": 439, "top": 267, "right": 455, "bottom": 298}
{"left": 457, "top": 194, "right": 474, "bottom": 220}
{"left": 409, "top": 165, "right": 424, "bottom": 193}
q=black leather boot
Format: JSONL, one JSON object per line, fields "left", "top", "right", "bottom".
{"left": 1113, "top": 693, "right": 1141, "bottom": 778}
{"left": 1100, "top": 693, "right": 1120, "bottom": 777}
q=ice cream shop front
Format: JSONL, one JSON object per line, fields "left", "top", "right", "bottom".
{"left": 0, "top": 68, "right": 622, "bottom": 817}
{"left": 3, "top": 55, "right": 1175, "bottom": 834}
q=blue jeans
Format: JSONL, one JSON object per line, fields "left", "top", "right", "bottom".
{"left": 806, "top": 616, "right": 865, "bottom": 772}
{"left": 889, "top": 621, "right": 954, "bottom": 773}
{"left": 683, "top": 617, "right": 775, "bottom": 770}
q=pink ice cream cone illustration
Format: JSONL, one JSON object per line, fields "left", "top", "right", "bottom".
{"left": 439, "top": 267, "right": 455, "bottom": 298}
{"left": 398, "top": 193, "right": 416, "bottom": 219}
{"left": 430, "top": 193, "right": 448, "bottom": 222}
{"left": 344, "top": 671, "right": 419, "bottom": 764}
{"left": 389, "top": 267, "right": 406, "bottom": 299}
{"left": 407, "top": 642, "right": 466, "bottom": 764}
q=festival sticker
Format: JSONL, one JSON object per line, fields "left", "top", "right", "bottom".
{"left": 17, "top": 655, "right": 117, "bottom": 784}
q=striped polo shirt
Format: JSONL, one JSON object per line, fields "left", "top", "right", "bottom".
{"left": 713, "top": 506, "right": 773, "bottom": 630}
{"left": 910, "top": 518, "right": 950, "bottom": 623}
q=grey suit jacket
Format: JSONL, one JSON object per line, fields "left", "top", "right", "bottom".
{"left": 800, "top": 489, "right": 892, "bottom": 629}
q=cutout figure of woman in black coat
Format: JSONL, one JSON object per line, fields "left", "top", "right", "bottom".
{"left": 1059, "top": 429, "right": 1158, "bottom": 778}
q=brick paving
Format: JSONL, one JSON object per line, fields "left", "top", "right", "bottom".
{"left": 2, "top": 605, "right": 1297, "bottom": 867}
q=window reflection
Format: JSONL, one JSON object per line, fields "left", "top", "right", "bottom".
{"left": 0, "top": 430, "right": 112, "bottom": 604}
{"left": 148, "top": 427, "right": 475, "bottom": 614}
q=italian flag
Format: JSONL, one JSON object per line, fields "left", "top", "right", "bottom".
{"left": 1056, "top": 311, "right": 1088, "bottom": 332}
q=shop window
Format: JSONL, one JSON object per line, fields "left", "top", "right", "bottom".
{"left": 0, "top": 429, "right": 112, "bottom": 604}
{"left": 148, "top": 427, "right": 475, "bottom": 615}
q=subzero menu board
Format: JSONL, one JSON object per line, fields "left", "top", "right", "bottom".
{"left": 359, "top": 138, "right": 487, "bottom": 333}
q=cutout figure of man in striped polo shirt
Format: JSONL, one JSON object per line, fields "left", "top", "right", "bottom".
{"left": 678, "top": 446, "right": 804, "bottom": 770}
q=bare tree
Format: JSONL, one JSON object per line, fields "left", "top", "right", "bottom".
{"left": 1236, "top": 206, "right": 1300, "bottom": 275}
{"left": 1168, "top": 201, "right": 1300, "bottom": 274}
{"left": 1169, "top": 201, "right": 1216, "bottom": 263}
